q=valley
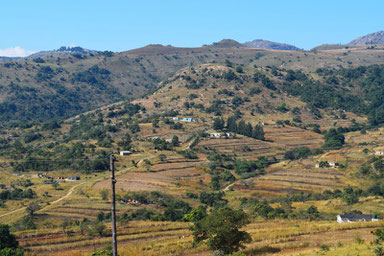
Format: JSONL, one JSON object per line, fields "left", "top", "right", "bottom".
{"left": 1, "top": 35, "right": 384, "bottom": 255}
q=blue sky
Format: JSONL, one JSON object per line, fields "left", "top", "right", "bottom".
{"left": 1, "top": 0, "right": 383, "bottom": 56}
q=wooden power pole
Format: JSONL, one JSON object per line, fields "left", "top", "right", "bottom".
{"left": 110, "top": 154, "right": 117, "bottom": 256}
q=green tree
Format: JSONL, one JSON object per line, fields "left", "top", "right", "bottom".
{"left": 210, "top": 175, "right": 221, "bottom": 191}
{"left": 118, "top": 133, "right": 132, "bottom": 150}
{"left": 97, "top": 211, "right": 105, "bottom": 222}
{"left": 226, "top": 116, "right": 237, "bottom": 132}
{"left": 190, "top": 208, "right": 251, "bottom": 254}
{"left": 322, "top": 128, "right": 345, "bottom": 150}
{"left": 236, "top": 66, "right": 244, "bottom": 73}
{"left": 0, "top": 248, "right": 24, "bottom": 256}
{"left": 237, "top": 120, "right": 246, "bottom": 135}
{"left": 342, "top": 193, "right": 359, "bottom": 205}
{"left": 252, "top": 124, "right": 265, "bottom": 140}
{"left": 183, "top": 205, "right": 207, "bottom": 222}
{"left": 26, "top": 202, "right": 40, "bottom": 217}
{"left": 373, "top": 227, "right": 384, "bottom": 256}
{"left": 171, "top": 135, "right": 180, "bottom": 147}
{"left": 89, "top": 222, "right": 106, "bottom": 237}
{"left": 0, "top": 225, "right": 18, "bottom": 249}
{"left": 213, "top": 117, "right": 225, "bottom": 131}
{"left": 158, "top": 154, "right": 167, "bottom": 162}
{"left": 99, "top": 189, "right": 109, "bottom": 200}
{"left": 306, "top": 205, "right": 319, "bottom": 218}
{"left": 373, "top": 227, "right": 384, "bottom": 244}
{"left": 92, "top": 246, "right": 113, "bottom": 256}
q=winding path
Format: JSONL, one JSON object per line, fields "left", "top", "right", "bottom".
{"left": 0, "top": 181, "right": 87, "bottom": 218}
{"left": 0, "top": 154, "right": 156, "bottom": 219}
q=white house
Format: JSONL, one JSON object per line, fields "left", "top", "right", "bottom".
{"left": 210, "top": 132, "right": 222, "bottom": 138}
{"left": 328, "top": 162, "right": 339, "bottom": 168}
{"left": 172, "top": 117, "right": 193, "bottom": 122}
{"left": 182, "top": 117, "right": 193, "bottom": 122}
{"left": 337, "top": 214, "right": 378, "bottom": 223}
{"left": 209, "top": 132, "right": 234, "bottom": 139}
{"left": 375, "top": 150, "right": 384, "bottom": 156}
{"left": 120, "top": 151, "right": 131, "bottom": 156}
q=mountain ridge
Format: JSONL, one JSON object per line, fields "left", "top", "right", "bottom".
{"left": 348, "top": 31, "right": 384, "bottom": 45}
{"left": 243, "top": 39, "right": 302, "bottom": 51}
{"left": 26, "top": 46, "right": 100, "bottom": 59}
{"left": 2, "top": 37, "right": 384, "bottom": 123}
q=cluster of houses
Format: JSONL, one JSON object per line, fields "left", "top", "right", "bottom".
{"left": 120, "top": 198, "right": 154, "bottom": 206}
{"left": 38, "top": 173, "right": 80, "bottom": 184}
{"left": 315, "top": 150, "right": 384, "bottom": 169}
{"left": 119, "top": 199, "right": 142, "bottom": 206}
{"left": 209, "top": 132, "right": 235, "bottom": 139}
{"left": 172, "top": 117, "right": 194, "bottom": 122}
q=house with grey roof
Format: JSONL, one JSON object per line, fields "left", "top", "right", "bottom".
{"left": 337, "top": 214, "right": 378, "bottom": 223}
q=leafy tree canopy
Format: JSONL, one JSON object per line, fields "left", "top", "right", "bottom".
{"left": 190, "top": 208, "right": 251, "bottom": 254}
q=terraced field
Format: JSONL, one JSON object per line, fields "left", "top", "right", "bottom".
{"left": 17, "top": 221, "right": 191, "bottom": 256}
{"left": 15, "top": 218, "right": 384, "bottom": 256}
{"left": 251, "top": 167, "right": 343, "bottom": 195}
{"left": 264, "top": 126, "right": 323, "bottom": 149}
{"left": 198, "top": 125, "right": 323, "bottom": 160}
{"left": 198, "top": 137, "right": 277, "bottom": 159}
{"left": 94, "top": 153, "right": 208, "bottom": 193}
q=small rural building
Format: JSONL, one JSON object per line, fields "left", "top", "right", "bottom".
{"left": 37, "top": 173, "right": 47, "bottom": 178}
{"left": 209, "top": 132, "right": 234, "bottom": 139}
{"left": 328, "top": 162, "right": 339, "bottom": 168}
{"left": 337, "top": 214, "right": 378, "bottom": 223}
{"left": 210, "top": 132, "right": 222, "bottom": 138}
{"left": 67, "top": 176, "right": 80, "bottom": 181}
{"left": 146, "top": 136, "right": 159, "bottom": 141}
{"left": 172, "top": 117, "right": 180, "bottom": 121}
{"left": 182, "top": 117, "right": 193, "bottom": 122}
{"left": 375, "top": 150, "right": 384, "bottom": 156}
{"left": 315, "top": 161, "right": 339, "bottom": 168}
{"left": 120, "top": 151, "right": 131, "bottom": 156}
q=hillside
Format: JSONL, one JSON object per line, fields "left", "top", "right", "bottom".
{"left": 2, "top": 41, "right": 384, "bottom": 123}
{"left": 1, "top": 60, "right": 384, "bottom": 255}
{"left": 244, "top": 39, "right": 301, "bottom": 51}
{"left": 349, "top": 30, "right": 384, "bottom": 45}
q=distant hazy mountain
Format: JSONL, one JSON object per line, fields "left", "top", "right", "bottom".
{"left": 0, "top": 56, "right": 20, "bottom": 62}
{"left": 26, "top": 46, "right": 100, "bottom": 59}
{"left": 349, "top": 31, "right": 384, "bottom": 45}
{"left": 243, "top": 39, "right": 301, "bottom": 51}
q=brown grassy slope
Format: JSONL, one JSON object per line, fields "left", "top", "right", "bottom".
{"left": 133, "top": 63, "right": 364, "bottom": 129}
{"left": 1, "top": 43, "right": 383, "bottom": 121}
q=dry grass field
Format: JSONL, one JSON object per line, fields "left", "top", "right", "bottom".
{"left": 13, "top": 218, "right": 384, "bottom": 256}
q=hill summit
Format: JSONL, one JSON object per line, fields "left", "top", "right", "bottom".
{"left": 349, "top": 31, "right": 384, "bottom": 45}
{"left": 243, "top": 39, "right": 301, "bottom": 51}
{"left": 209, "top": 39, "right": 245, "bottom": 48}
{"left": 27, "top": 46, "right": 99, "bottom": 59}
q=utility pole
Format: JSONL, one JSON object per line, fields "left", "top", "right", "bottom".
{"left": 110, "top": 154, "right": 117, "bottom": 256}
